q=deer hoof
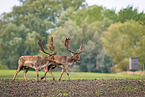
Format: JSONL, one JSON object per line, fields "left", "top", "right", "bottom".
{"left": 41, "top": 76, "right": 44, "bottom": 80}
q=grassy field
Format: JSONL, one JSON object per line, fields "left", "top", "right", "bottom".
{"left": 0, "top": 70, "right": 145, "bottom": 80}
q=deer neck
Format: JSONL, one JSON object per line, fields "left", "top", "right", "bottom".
{"left": 66, "top": 56, "right": 76, "bottom": 67}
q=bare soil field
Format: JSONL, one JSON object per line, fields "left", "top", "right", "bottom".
{"left": 0, "top": 79, "right": 145, "bottom": 97}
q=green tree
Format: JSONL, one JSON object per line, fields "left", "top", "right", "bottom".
{"left": 117, "top": 6, "right": 141, "bottom": 23}
{"left": 0, "top": 0, "right": 86, "bottom": 69}
{"left": 50, "top": 19, "right": 83, "bottom": 55}
{"left": 80, "top": 19, "right": 113, "bottom": 72}
{"left": 57, "top": 5, "right": 105, "bottom": 27}
{"left": 0, "top": 23, "right": 28, "bottom": 68}
{"left": 49, "top": 5, "right": 113, "bottom": 72}
{"left": 138, "top": 12, "right": 145, "bottom": 25}
{"left": 103, "top": 9, "right": 117, "bottom": 23}
{"left": 102, "top": 20, "right": 145, "bottom": 72}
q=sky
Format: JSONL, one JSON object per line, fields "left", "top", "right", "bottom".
{"left": 0, "top": 0, "right": 145, "bottom": 14}
{"left": 86, "top": 0, "right": 145, "bottom": 13}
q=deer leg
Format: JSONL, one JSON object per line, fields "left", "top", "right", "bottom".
{"left": 23, "top": 68, "right": 29, "bottom": 82}
{"left": 41, "top": 68, "right": 48, "bottom": 81}
{"left": 41, "top": 65, "right": 49, "bottom": 80}
{"left": 59, "top": 69, "right": 64, "bottom": 81}
{"left": 36, "top": 67, "right": 39, "bottom": 81}
{"left": 13, "top": 66, "right": 23, "bottom": 81}
{"left": 65, "top": 68, "right": 70, "bottom": 80}
{"left": 62, "top": 66, "right": 70, "bottom": 80}
{"left": 44, "top": 69, "right": 47, "bottom": 81}
{"left": 49, "top": 66, "right": 55, "bottom": 80}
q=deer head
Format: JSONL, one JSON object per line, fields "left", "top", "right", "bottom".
{"left": 38, "top": 36, "right": 56, "bottom": 59}
{"left": 65, "top": 38, "right": 83, "bottom": 63}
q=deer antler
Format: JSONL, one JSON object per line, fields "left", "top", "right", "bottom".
{"left": 49, "top": 36, "right": 55, "bottom": 52}
{"left": 78, "top": 39, "right": 84, "bottom": 54}
{"left": 64, "top": 38, "right": 76, "bottom": 53}
{"left": 49, "top": 36, "right": 57, "bottom": 55}
{"left": 38, "top": 37, "right": 51, "bottom": 55}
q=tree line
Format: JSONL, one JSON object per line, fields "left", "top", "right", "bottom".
{"left": 0, "top": 0, "right": 145, "bottom": 73}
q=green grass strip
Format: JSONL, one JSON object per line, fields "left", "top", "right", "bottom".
{"left": 0, "top": 70, "right": 144, "bottom": 80}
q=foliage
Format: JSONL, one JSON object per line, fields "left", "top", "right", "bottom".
{"left": 0, "top": 61, "right": 8, "bottom": 69}
{"left": 50, "top": 5, "right": 113, "bottom": 72}
{"left": 102, "top": 20, "right": 145, "bottom": 72}
{"left": 110, "top": 58, "right": 129, "bottom": 73}
{"left": 117, "top": 6, "right": 140, "bottom": 23}
{"left": 0, "top": 0, "right": 85, "bottom": 69}
{"left": 0, "top": 1, "right": 145, "bottom": 73}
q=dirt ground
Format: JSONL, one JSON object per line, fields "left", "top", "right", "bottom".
{"left": 0, "top": 79, "right": 145, "bottom": 97}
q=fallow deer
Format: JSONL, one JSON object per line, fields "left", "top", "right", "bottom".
{"left": 39, "top": 37, "right": 84, "bottom": 81}
{"left": 12, "top": 37, "right": 56, "bottom": 82}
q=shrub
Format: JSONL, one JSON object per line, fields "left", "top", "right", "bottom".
{"left": 0, "top": 62, "right": 8, "bottom": 69}
{"left": 111, "top": 58, "right": 129, "bottom": 73}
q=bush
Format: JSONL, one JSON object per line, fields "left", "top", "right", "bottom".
{"left": 0, "top": 62, "right": 8, "bottom": 69}
{"left": 110, "top": 58, "right": 129, "bottom": 73}
{"left": 110, "top": 65, "right": 121, "bottom": 73}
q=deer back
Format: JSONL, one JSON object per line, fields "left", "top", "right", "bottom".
{"left": 19, "top": 55, "right": 42, "bottom": 66}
